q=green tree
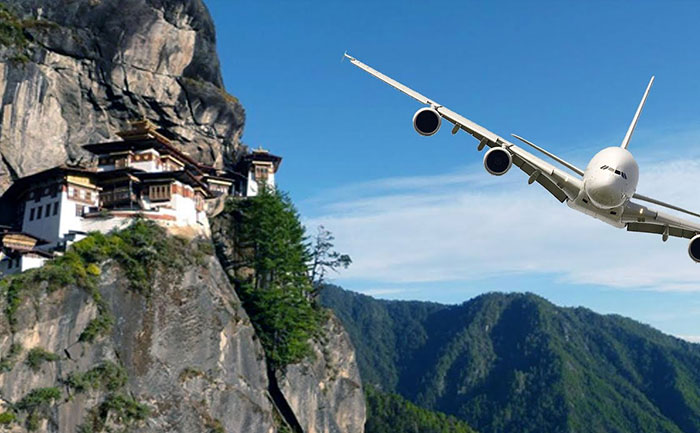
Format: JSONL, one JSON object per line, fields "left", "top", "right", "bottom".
{"left": 308, "top": 225, "right": 351, "bottom": 294}
{"left": 228, "top": 188, "right": 323, "bottom": 367}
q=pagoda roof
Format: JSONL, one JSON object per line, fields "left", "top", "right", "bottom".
{"left": 235, "top": 148, "right": 283, "bottom": 173}
{"left": 0, "top": 165, "right": 96, "bottom": 202}
{"left": 83, "top": 138, "right": 203, "bottom": 170}
{"left": 0, "top": 230, "right": 49, "bottom": 245}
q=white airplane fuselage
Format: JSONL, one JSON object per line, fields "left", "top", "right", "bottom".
{"left": 568, "top": 147, "right": 639, "bottom": 227}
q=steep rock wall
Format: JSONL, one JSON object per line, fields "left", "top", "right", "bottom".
{"left": 0, "top": 253, "right": 278, "bottom": 433}
{"left": 277, "top": 314, "right": 366, "bottom": 433}
{"left": 0, "top": 0, "right": 245, "bottom": 194}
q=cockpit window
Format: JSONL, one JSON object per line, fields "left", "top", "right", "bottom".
{"left": 600, "top": 165, "right": 628, "bottom": 180}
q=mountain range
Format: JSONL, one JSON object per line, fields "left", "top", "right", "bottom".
{"left": 321, "top": 285, "right": 700, "bottom": 433}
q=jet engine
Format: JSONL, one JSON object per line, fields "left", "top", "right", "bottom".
{"left": 413, "top": 107, "right": 441, "bottom": 136}
{"left": 483, "top": 147, "right": 513, "bottom": 176}
{"left": 689, "top": 235, "right": 700, "bottom": 262}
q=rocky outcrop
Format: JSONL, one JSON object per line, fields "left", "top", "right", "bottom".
{"left": 0, "top": 251, "right": 278, "bottom": 433}
{"left": 0, "top": 0, "right": 246, "bottom": 194}
{"left": 277, "top": 314, "right": 366, "bottom": 433}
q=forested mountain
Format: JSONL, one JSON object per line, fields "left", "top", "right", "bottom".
{"left": 321, "top": 285, "right": 700, "bottom": 433}
{"left": 365, "top": 385, "right": 477, "bottom": 433}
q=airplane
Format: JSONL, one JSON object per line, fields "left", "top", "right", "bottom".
{"left": 344, "top": 53, "right": 700, "bottom": 262}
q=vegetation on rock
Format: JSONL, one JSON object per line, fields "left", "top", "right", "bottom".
{"left": 78, "top": 393, "right": 150, "bottom": 433}
{"left": 0, "top": 342, "right": 22, "bottom": 372}
{"left": 0, "top": 3, "right": 27, "bottom": 54}
{"left": 0, "top": 2, "right": 58, "bottom": 62}
{"left": 25, "top": 347, "right": 59, "bottom": 371}
{"left": 0, "top": 218, "right": 211, "bottom": 341}
{"left": 16, "top": 386, "right": 61, "bottom": 431}
{"left": 0, "top": 411, "right": 15, "bottom": 424}
{"left": 65, "top": 361, "right": 127, "bottom": 392}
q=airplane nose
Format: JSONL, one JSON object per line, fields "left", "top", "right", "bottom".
{"left": 585, "top": 175, "right": 624, "bottom": 209}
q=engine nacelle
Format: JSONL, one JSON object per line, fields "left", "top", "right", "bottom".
{"left": 483, "top": 147, "right": 513, "bottom": 176}
{"left": 688, "top": 235, "right": 700, "bottom": 262}
{"left": 413, "top": 107, "right": 441, "bottom": 136}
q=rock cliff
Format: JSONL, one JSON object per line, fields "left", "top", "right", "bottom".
{"left": 0, "top": 0, "right": 246, "bottom": 194}
{"left": 0, "top": 224, "right": 365, "bottom": 433}
{"left": 276, "top": 315, "right": 366, "bottom": 433}
{"left": 0, "top": 235, "right": 278, "bottom": 432}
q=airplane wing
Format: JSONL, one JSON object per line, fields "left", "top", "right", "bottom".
{"left": 344, "top": 54, "right": 582, "bottom": 203}
{"left": 623, "top": 199, "right": 700, "bottom": 241}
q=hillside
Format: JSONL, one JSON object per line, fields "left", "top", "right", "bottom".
{"left": 365, "top": 385, "right": 477, "bottom": 433}
{"left": 321, "top": 285, "right": 700, "bottom": 433}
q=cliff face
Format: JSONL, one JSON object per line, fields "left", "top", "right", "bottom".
{"left": 0, "top": 0, "right": 245, "bottom": 194}
{"left": 0, "top": 232, "right": 365, "bottom": 433}
{"left": 276, "top": 315, "right": 365, "bottom": 433}
{"left": 0, "top": 250, "right": 277, "bottom": 432}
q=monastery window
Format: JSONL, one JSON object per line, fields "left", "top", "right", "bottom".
{"left": 34, "top": 191, "right": 40, "bottom": 202}
{"left": 36, "top": 206, "right": 42, "bottom": 220}
{"left": 53, "top": 202, "right": 59, "bottom": 216}
{"left": 80, "top": 190, "right": 86, "bottom": 200}
{"left": 29, "top": 208, "right": 35, "bottom": 221}
{"left": 254, "top": 166, "right": 269, "bottom": 181}
{"left": 75, "top": 204, "right": 84, "bottom": 217}
{"left": 68, "top": 186, "right": 75, "bottom": 198}
{"left": 114, "top": 157, "right": 128, "bottom": 169}
{"left": 44, "top": 204, "right": 51, "bottom": 218}
{"left": 51, "top": 186, "right": 58, "bottom": 198}
{"left": 149, "top": 184, "right": 171, "bottom": 201}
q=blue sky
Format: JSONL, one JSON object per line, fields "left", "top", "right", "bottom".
{"left": 206, "top": 1, "right": 700, "bottom": 340}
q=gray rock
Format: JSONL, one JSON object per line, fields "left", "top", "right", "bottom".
{"left": 276, "top": 314, "right": 366, "bottom": 433}
{"left": 0, "top": 255, "right": 277, "bottom": 433}
{"left": 0, "top": 0, "right": 245, "bottom": 194}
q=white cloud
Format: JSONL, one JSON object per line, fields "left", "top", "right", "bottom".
{"left": 304, "top": 157, "right": 700, "bottom": 292}
{"left": 678, "top": 335, "right": 700, "bottom": 343}
{"left": 359, "top": 288, "right": 412, "bottom": 297}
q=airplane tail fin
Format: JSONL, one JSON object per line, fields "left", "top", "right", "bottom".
{"left": 621, "top": 76, "right": 655, "bottom": 150}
